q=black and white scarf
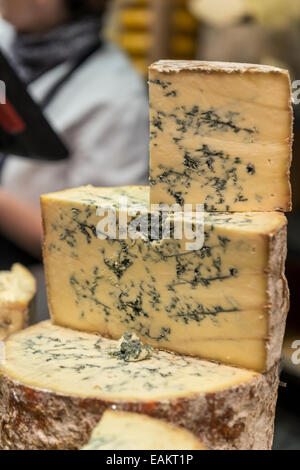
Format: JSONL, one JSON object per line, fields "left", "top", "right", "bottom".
{"left": 7, "top": 15, "right": 101, "bottom": 84}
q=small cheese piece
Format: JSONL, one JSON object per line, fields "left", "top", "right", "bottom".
{"left": 0, "top": 322, "right": 278, "bottom": 450}
{"left": 149, "top": 60, "right": 293, "bottom": 212}
{"left": 0, "top": 264, "right": 36, "bottom": 340}
{"left": 110, "top": 331, "right": 153, "bottom": 362}
{"left": 82, "top": 410, "right": 206, "bottom": 450}
{"left": 41, "top": 186, "right": 288, "bottom": 372}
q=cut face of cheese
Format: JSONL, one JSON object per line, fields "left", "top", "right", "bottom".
{"left": 149, "top": 60, "right": 293, "bottom": 212}
{"left": 1, "top": 321, "right": 258, "bottom": 400}
{"left": 82, "top": 410, "right": 206, "bottom": 450}
{"left": 41, "top": 186, "right": 288, "bottom": 372}
{"left": 0, "top": 321, "right": 278, "bottom": 450}
{"left": 0, "top": 264, "right": 36, "bottom": 340}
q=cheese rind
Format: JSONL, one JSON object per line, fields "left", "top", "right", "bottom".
{"left": 82, "top": 410, "right": 206, "bottom": 450}
{"left": 41, "top": 186, "right": 288, "bottom": 372}
{"left": 0, "top": 264, "right": 36, "bottom": 340}
{"left": 0, "top": 322, "right": 278, "bottom": 450}
{"left": 149, "top": 60, "right": 293, "bottom": 212}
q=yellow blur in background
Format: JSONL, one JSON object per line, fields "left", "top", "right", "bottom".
{"left": 106, "top": 0, "right": 198, "bottom": 76}
{"left": 105, "top": 0, "right": 300, "bottom": 79}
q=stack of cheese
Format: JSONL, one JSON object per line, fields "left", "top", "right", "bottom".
{"left": 0, "top": 60, "right": 292, "bottom": 450}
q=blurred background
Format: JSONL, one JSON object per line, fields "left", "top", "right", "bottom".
{"left": 0, "top": 0, "right": 299, "bottom": 449}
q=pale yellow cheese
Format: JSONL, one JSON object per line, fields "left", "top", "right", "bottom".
{"left": 41, "top": 185, "right": 288, "bottom": 371}
{"left": 0, "top": 321, "right": 279, "bottom": 450}
{"left": 149, "top": 60, "right": 293, "bottom": 212}
{"left": 0, "top": 264, "right": 36, "bottom": 340}
{"left": 0, "top": 321, "right": 258, "bottom": 400}
{"left": 82, "top": 410, "right": 206, "bottom": 450}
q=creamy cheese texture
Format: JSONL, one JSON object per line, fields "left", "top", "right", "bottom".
{"left": 41, "top": 186, "right": 287, "bottom": 371}
{"left": 149, "top": 60, "right": 293, "bottom": 212}
{"left": 0, "top": 321, "right": 258, "bottom": 401}
{"left": 0, "top": 264, "right": 36, "bottom": 340}
{"left": 82, "top": 410, "right": 206, "bottom": 450}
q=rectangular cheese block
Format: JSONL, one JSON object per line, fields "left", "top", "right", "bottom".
{"left": 0, "top": 321, "right": 278, "bottom": 450}
{"left": 41, "top": 185, "right": 289, "bottom": 372}
{"left": 82, "top": 410, "right": 206, "bottom": 450}
{"left": 0, "top": 264, "right": 36, "bottom": 340}
{"left": 149, "top": 60, "right": 293, "bottom": 212}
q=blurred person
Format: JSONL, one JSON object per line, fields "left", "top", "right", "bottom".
{"left": 0, "top": 0, "right": 149, "bottom": 271}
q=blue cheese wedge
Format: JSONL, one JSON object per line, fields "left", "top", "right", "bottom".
{"left": 0, "top": 322, "right": 278, "bottom": 450}
{"left": 82, "top": 410, "right": 206, "bottom": 450}
{"left": 149, "top": 60, "right": 293, "bottom": 212}
{"left": 0, "top": 264, "right": 36, "bottom": 340}
{"left": 41, "top": 185, "right": 288, "bottom": 372}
